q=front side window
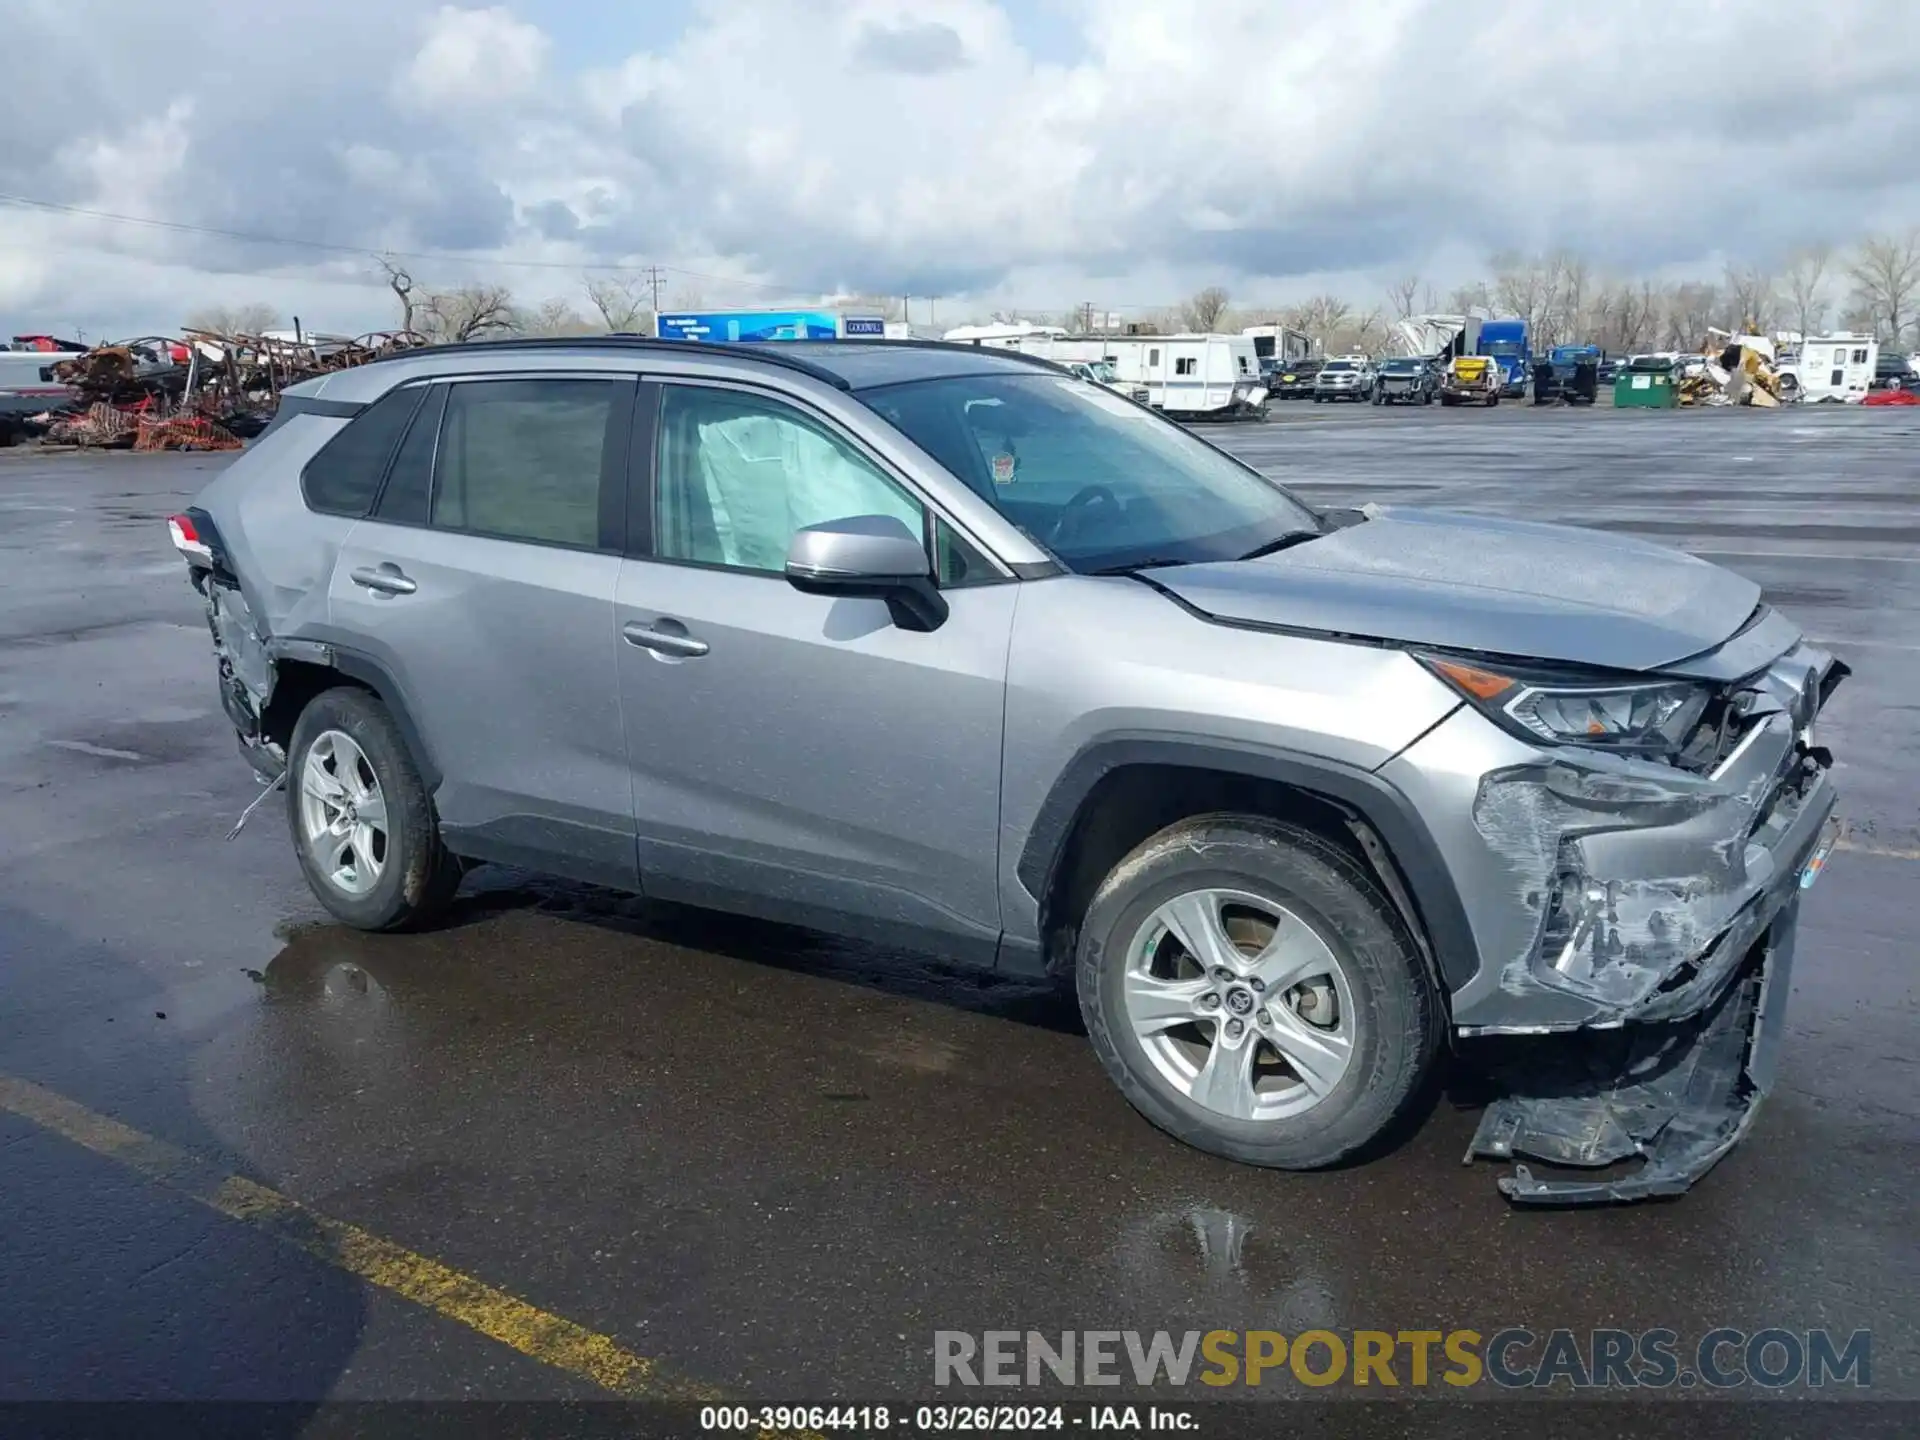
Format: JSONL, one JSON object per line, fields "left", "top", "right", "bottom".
{"left": 655, "top": 386, "right": 923, "bottom": 574}
{"left": 861, "top": 373, "right": 1318, "bottom": 574}
{"left": 431, "top": 379, "right": 622, "bottom": 549}
{"left": 1175, "top": 357, "right": 1197, "bottom": 376}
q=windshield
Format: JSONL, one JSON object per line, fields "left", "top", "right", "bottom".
{"left": 1482, "top": 341, "right": 1524, "bottom": 357}
{"left": 1381, "top": 359, "right": 1420, "bottom": 373}
{"left": 1085, "top": 360, "right": 1120, "bottom": 383}
{"left": 860, "top": 373, "right": 1318, "bottom": 573}
{"left": 1322, "top": 361, "right": 1356, "bottom": 372}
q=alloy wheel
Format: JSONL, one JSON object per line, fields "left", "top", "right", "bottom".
{"left": 1121, "top": 887, "right": 1356, "bottom": 1122}
{"left": 298, "top": 729, "right": 389, "bottom": 897}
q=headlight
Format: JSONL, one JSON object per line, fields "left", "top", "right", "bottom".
{"left": 1417, "top": 654, "right": 1713, "bottom": 757}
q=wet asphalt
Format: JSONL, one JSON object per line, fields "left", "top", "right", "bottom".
{"left": 0, "top": 403, "right": 1915, "bottom": 1410}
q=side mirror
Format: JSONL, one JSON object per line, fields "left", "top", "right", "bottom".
{"left": 784, "top": 514, "right": 949, "bottom": 632}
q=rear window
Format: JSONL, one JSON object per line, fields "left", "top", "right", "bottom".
{"left": 301, "top": 387, "right": 426, "bottom": 516}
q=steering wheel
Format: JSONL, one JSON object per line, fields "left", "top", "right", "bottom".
{"left": 1048, "top": 484, "right": 1119, "bottom": 547}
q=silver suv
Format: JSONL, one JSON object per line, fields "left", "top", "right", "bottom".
{"left": 171, "top": 338, "right": 1846, "bottom": 1202}
{"left": 1312, "top": 356, "right": 1374, "bottom": 402}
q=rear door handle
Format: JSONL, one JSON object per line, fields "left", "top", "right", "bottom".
{"left": 623, "top": 621, "right": 709, "bottom": 658}
{"left": 350, "top": 565, "right": 417, "bottom": 596}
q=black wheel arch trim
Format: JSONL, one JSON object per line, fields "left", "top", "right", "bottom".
{"left": 282, "top": 642, "right": 443, "bottom": 792}
{"left": 1016, "top": 734, "right": 1482, "bottom": 993}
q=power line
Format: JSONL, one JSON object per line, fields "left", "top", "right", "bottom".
{"left": 0, "top": 191, "right": 798, "bottom": 294}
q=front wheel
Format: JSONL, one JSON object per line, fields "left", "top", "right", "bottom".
{"left": 1077, "top": 816, "right": 1444, "bottom": 1170}
{"left": 287, "top": 687, "right": 461, "bottom": 931}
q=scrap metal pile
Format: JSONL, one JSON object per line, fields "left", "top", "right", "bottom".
{"left": 1676, "top": 328, "right": 1783, "bottom": 407}
{"left": 29, "top": 329, "right": 427, "bottom": 450}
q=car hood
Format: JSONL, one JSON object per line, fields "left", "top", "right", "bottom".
{"left": 1146, "top": 506, "right": 1768, "bottom": 672}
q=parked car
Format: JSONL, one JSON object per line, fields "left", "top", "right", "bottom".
{"left": 169, "top": 335, "right": 1847, "bottom": 1202}
{"left": 1874, "top": 351, "right": 1915, "bottom": 389}
{"left": 1268, "top": 356, "right": 1323, "bottom": 399}
{"left": 0, "top": 351, "right": 79, "bottom": 444}
{"left": 1372, "top": 356, "right": 1437, "bottom": 406}
{"left": 1312, "top": 356, "right": 1373, "bottom": 402}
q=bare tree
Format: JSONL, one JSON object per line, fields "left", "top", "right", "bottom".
{"left": 1385, "top": 275, "right": 1421, "bottom": 320}
{"left": 1446, "top": 281, "right": 1491, "bottom": 318}
{"left": 1284, "top": 295, "right": 1351, "bottom": 347}
{"left": 1847, "top": 230, "right": 1920, "bottom": 343}
{"left": 377, "top": 255, "right": 418, "bottom": 334}
{"left": 583, "top": 274, "right": 650, "bottom": 334}
{"left": 420, "top": 283, "right": 517, "bottom": 343}
{"left": 1722, "top": 264, "right": 1776, "bottom": 334}
{"left": 1663, "top": 281, "right": 1721, "bottom": 350}
{"left": 1780, "top": 244, "right": 1834, "bottom": 338}
{"left": 1180, "top": 286, "right": 1231, "bottom": 332}
{"left": 1550, "top": 252, "right": 1592, "bottom": 348}
{"left": 1492, "top": 251, "right": 1556, "bottom": 346}
{"left": 184, "top": 301, "right": 282, "bottom": 335}
{"left": 520, "top": 297, "right": 594, "bottom": 336}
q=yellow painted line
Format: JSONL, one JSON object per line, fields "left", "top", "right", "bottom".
{"left": 1835, "top": 838, "right": 1920, "bottom": 861}
{"left": 0, "top": 1073, "right": 811, "bottom": 1431}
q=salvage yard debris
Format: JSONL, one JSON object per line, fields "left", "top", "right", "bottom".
{"left": 19, "top": 327, "right": 427, "bottom": 450}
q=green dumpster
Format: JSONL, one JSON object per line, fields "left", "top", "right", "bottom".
{"left": 1615, "top": 356, "right": 1678, "bottom": 408}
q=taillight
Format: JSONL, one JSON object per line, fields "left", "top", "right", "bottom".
{"left": 169, "top": 512, "right": 213, "bottom": 566}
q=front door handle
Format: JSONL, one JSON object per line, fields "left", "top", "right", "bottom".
{"left": 623, "top": 621, "right": 709, "bottom": 658}
{"left": 350, "top": 565, "right": 417, "bottom": 596}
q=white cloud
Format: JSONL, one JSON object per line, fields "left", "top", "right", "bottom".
{"left": 399, "top": 4, "right": 549, "bottom": 108}
{"left": 2, "top": 0, "right": 1919, "bottom": 337}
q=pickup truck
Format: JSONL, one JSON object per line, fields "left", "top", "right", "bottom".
{"left": 1437, "top": 355, "right": 1500, "bottom": 407}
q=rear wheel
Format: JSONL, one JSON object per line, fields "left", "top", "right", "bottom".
{"left": 1077, "top": 816, "right": 1444, "bottom": 1170}
{"left": 287, "top": 687, "right": 461, "bottom": 931}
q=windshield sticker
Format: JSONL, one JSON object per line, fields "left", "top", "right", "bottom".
{"left": 990, "top": 452, "right": 1017, "bottom": 485}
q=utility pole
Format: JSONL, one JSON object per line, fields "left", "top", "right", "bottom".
{"left": 645, "top": 265, "right": 664, "bottom": 321}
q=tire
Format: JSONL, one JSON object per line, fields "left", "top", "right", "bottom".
{"left": 1488, "top": 393, "right": 1500, "bottom": 407}
{"left": 1076, "top": 815, "right": 1444, "bottom": 1170}
{"left": 286, "top": 686, "right": 461, "bottom": 931}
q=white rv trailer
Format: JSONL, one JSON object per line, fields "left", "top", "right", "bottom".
{"left": 972, "top": 331, "right": 1268, "bottom": 418}
{"left": 1775, "top": 333, "right": 1877, "bottom": 403}
{"left": 1241, "top": 324, "right": 1314, "bottom": 365}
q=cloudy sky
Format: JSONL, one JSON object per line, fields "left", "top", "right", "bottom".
{"left": 4, "top": 0, "right": 1919, "bottom": 338}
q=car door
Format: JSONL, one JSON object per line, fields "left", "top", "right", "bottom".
{"left": 615, "top": 379, "right": 1016, "bottom": 963}
{"left": 326, "top": 373, "right": 640, "bottom": 887}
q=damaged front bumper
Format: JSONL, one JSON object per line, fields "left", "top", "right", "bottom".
{"left": 1382, "top": 638, "right": 1846, "bottom": 1202}
{"left": 1465, "top": 823, "right": 1832, "bottom": 1204}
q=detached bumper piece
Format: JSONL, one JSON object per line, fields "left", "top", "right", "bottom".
{"left": 1466, "top": 903, "right": 1797, "bottom": 1206}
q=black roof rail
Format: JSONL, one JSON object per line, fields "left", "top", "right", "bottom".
{"left": 360, "top": 334, "right": 855, "bottom": 391}
{"left": 831, "top": 336, "right": 1076, "bottom": 372}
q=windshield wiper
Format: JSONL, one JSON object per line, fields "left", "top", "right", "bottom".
{"left": 1085, "top": 556, "right": 1193, "bottom": 576}
{"left": 1234, "top": 529, "right": 1321, "bottom": 561}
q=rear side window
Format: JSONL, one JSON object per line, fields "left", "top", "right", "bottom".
{"left": 301, "top": 386, "right": 425, "bottom": 516}
{"left": 432, "top": 379, "right": 624, "bottom": 549}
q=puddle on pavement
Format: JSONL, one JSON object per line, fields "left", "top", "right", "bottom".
{"left": 1108, "top": 1205, "right": 1341, "bottom": 1327}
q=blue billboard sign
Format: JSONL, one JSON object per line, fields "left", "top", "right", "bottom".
{"left": 655, "top": 309, "right": 889, "bottom": 342}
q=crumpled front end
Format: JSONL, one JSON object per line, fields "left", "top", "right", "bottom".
{"left": 1382, "top": 637, "right": 1846, "bottom": 1202}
